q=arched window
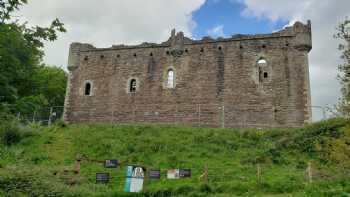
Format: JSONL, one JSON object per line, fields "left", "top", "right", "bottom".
{"left": 257, "top": 59, "right": 267, "bottom": 64}
{"left": 167, "top": 69, "right": 175, "bottom": 88}
{"left": 257, "top": 58, "right": 269, "bottom": 82}
{"left": 130, "top": 79, "right": 137, "bottom": 93}
{"left": 84, "top": 82, "right": 91, "bottom": 96}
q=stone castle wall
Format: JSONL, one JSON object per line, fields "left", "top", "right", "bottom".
{"left": 63, "top": 21, "right": 312, "bottom": 128}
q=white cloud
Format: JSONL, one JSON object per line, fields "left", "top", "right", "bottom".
{"left": 236, "top": 0, "right": 350, "bottom": 121}
{"left": 207, "top": 25, "right": 225, "bottom": 37}
{"left": 19, "top": 0, "right": 205, "bottom": 67}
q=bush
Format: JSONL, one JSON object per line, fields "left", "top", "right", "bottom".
{"left": 0, "top": 120, "right": 35, "bottom": 146}
{"left": 294, "top": 118, "right": 349, "bottom": 154}
{"left": 0, "top": 168, "right": 69, "bottom": 197}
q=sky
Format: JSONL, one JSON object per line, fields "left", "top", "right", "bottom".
{"left": 18, "top": 0, "right": 350, "bottom": 121}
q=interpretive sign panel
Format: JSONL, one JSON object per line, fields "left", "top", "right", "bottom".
{"left": 167, "top": 169, "right": 180, "bottom": 179}
{"left": 179, "top": 169, "right": 191, "bottom": 178}
{"left": 124, "top": 166, "right": 145, "bottom": 192}
{"left": 105, "top": 160, "right": 118, "bottom": 168}
{"left": 149, "top": 170, "right": 161, "bottom": 179}
{"left": 96, "top": 173, "right": 109, "bottom": 183}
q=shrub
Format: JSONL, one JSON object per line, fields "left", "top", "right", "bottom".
{"left": 0, "top": 121, "right": 22, "bottom": 145}
{"left": 0, "top": 120, "right": 36, "bottom": 146}
{"left": 294, "top": 118, "right": 349, "bottom": 154}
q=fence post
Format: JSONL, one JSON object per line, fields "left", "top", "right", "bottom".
{"left": 307, "top": 162, "right": 313, "bottom": 183}
{"left": 133, "top": 105, "right": 136, "bottom": 122}
{"left": 198, "top": 104, "right": 201, "bottom": 127}
{"left": 175, "top": 104, "right": 178, "bottom": 124}
{"left": 32, "top": 111, "right": 36, "bottom": 123}
{"left": 221, "top": 105, "right": 225, "bottom": 128}
{"left": 203, "top": 164, "right": 208, "bottom": 184}
{"left": 48, "top": 107, "right": 53, "bottom": 126}
{"left": 257, "top": 163, "right": 261, "bottom": 186}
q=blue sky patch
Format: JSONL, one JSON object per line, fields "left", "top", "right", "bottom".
{"left": 192, "top": 0, "right": 289, "bottom": 39}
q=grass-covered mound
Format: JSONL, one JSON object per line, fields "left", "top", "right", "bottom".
{"left": 0, "top": 118, "right": 350, "bottom": 196}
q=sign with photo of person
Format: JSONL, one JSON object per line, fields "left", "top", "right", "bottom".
{"left": 167, "top": 169, "right": 180, "bottom": 179}
{"left": 124, "top": 166, "right": 145, "bottom": 193}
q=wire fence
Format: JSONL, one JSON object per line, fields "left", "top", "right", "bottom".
{"left": 15, "top": 106, "right": 64, "bottom": 125}
{"left": 9, "top": 105, "right": 332, "bottom": 127}
{"left": 64, "top": 104, "right": 332, "bottom": 128}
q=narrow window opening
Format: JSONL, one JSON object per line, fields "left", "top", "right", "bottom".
{"left": 84, "top": 82, "right": 91, "bottom": 96}
{"left": 262, "top": 44, "right": 266, "bottom": 48}
{"left": 200, "top": 48, "right": 204, "bottom": 53}
{"left": 218, "top": 46, "right": 222, "bottom": 50}
{"left": 150, "top": 52, "right": 153, "bottom": 56}
{"left": 134, "top": 53, "right": 137, "bottom": 57}
{"left": 84, "top": 56, "right": 89, "bottom": 61}
{"left": 130, "top": 79, "right": 137, "bottom": 93}
{"left": 167, "top": 69, "right": 175, "bottom": 88}
{"left": 185, "top": 49, "right": 188, "bottom": 53}
{"left": 100, "top": 55, "right": 104, "bottom": 59}
{"left": 116, "top": 54, "right": 120, "bottom": 58}
{"left": 264, "top": 72, "right": 268, "bottom": 78}
{"left": 166, "top": 51, "right": 170, "bottom": 55}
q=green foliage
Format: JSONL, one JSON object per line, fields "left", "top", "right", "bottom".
{"left": 0, "top": 0, "right": 28, "bottom": 24}
{"left": 0, "top": 168, "right": 73, "bottom": 197}
{"left": 335, "top": 17, "right": 350, "bottom": 116}
{"left": 290, "top": 118, "right": 350, "bottom": 166}
{"left": 0, "top": 120, "right": 350, "bottom": 196}
{"left": 0, "top": 119, "right": 35, "bottom": 146}
{"left": 0, "top": 0, "right": 66, "bottom": 117}
{"left": 32, "top": 65, "right": 67, "bottom": 106}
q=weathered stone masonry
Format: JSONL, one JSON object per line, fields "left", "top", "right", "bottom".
{"left": 63, "top": 21, "right": 312, "bottom": 128}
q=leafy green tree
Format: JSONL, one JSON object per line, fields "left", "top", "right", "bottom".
{"left": 0, "top": 0, "right": 66, "bottom": 115}
{"left": 335, "top": 18, "right": 350, "bottom": 116}
{"left": 32, "top": 65, "right": 67, "bottom": 107}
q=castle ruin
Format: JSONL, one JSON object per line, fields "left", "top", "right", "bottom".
{"left": 63, "top": 21, "right": 312, "bottom": 128}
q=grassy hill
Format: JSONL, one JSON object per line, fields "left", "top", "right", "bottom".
{"left": 0, "top": 119, "right": 350, "bottom": 196}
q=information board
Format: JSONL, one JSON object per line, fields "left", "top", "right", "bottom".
{"left": 179, "top": 169, "right": 191, "bottom": 178}
{"left": 105, "top": 160, "right": 118, "bottom": 168}
{"left": 167, "top": 169, "right": 180, "bottom": 179}
{"left": 124, "top": 166, "right": 145, "bottom": 193}
{"left": 149, "top": 170, "right": 161, "bottom": 179}
{"left": 96, "top": 173, "right": 109, "bottom": 184}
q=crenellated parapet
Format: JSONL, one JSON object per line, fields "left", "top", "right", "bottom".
{"left": 72, "top": 21, "right": 312, "bottom": 53}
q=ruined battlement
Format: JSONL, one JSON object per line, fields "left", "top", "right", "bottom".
{"left": 70, "top": 20, "right": 311, "bottom": 52}
{"left": 64, "top": 21, "right": 312, "bottom": 128}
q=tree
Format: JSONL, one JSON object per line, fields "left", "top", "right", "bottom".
{"left": 32, "top": 65, "right": 67, "bottom": 107}
{"left": 335, "top": 17, "right": 350, "bottom": 116}
{"left": 0, "top": 0, "right": 66, "bottom": 115}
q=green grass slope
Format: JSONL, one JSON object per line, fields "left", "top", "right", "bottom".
{"left": 0, "top": 119, "right": 350, "bottom": 196}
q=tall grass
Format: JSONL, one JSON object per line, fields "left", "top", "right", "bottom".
{"left": 0, "top": 118, "right": 349, "bottom": 196}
